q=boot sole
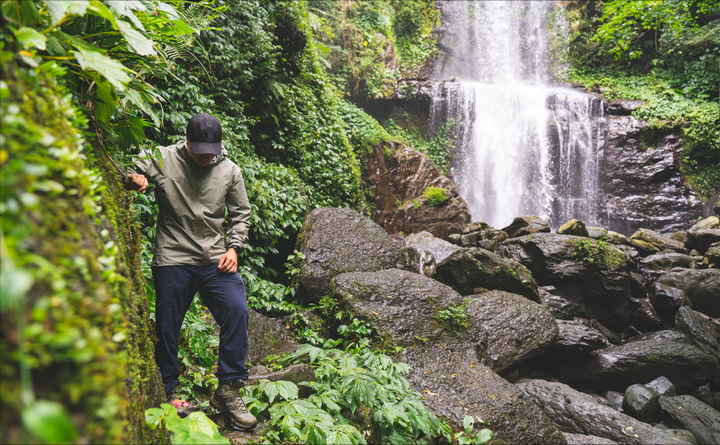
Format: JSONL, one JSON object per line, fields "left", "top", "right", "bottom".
{"left": 210, "top": 396, "right": 257, "bottom": 430}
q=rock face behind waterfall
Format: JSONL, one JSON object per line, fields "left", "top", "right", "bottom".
{"left": 291, "top": 208, "right": 720, "bottom": 444}
{"left": 600, "top": 114, "right": 705, "bottom": 234}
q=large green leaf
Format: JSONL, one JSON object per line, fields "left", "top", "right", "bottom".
{"left": 43, "top": 0, "right": 89, "bottom": 25}
{"left": 15, "top": 27, "right": 46, "bottom": 50}
{"left": 94, "top": 79, "right": 117, "bottom": 123}
{"left": 21, "top": 400, "right": 79, "bottom": 444}
{"left": 116, "top": 20, "right": 156, "bottom": 56}
{"left": 108, "top": 1, "right": 146, "bottom": 32}
{"left": 184, "top": 412, "right": 223, "bottom": 439}
{"left": 73, "top": 47, "right": 130, "bottom": 91}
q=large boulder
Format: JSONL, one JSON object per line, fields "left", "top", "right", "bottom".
{"left": 558, "top": 331, "right": 720, "bottom": 392}
{"left": 467, "top": 290, "right": 558, "bottom": 372}
{"left": 295, "top": 208, "right": 400, "bottom": 303}
{"left": 648, "top": 268, "right": 720, "bottom": 319}
{"left": 630, "top": 228, "right": 687, "bottom": 254}
{"left": 365, "top": 141, "right": 470, "bottom": 238}
{"left": 497, "top": 233, "right": 632, "bottom": 328}
{"left": 330, "top": 268, "right": 486, "bottom": 349}
{"left": 435, "top": 247, "right": 539, "bottom": 300}
{"left": 518, "top": 379, "right": 691, "bottom": 445}
{"left": 400, "top": 344, "right": 566, "bottom": 444}
{"left": 659, "top": 395, "right": 720, "bottom": 445}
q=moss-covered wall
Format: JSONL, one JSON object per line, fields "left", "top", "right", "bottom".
{"left": 0, "top": 60, "right": 166, "bottom": 443}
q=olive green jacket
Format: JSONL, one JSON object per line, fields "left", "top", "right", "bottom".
{"left": 131, "top": 140, "right": 251, "bottom": 267}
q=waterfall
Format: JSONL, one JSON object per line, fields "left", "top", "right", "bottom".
{"left": 429, "top": 0, "right": 604, "bottom": 229}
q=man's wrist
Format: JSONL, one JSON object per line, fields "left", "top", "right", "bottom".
{"left": 230, "top": 245, "right": 242, "bottom": 255}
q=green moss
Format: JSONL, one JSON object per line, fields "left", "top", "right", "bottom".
{"left": 0, "top": 60, "right": 165, "bottom": 443}
{"left": 422, "top": 187, "right": 449, "bottom": 206}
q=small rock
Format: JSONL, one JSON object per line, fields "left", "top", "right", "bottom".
{"left": 623, "top": 383, "right": 660, "bottom": 422}
{"left": 558, "top": 219, "right": 589, "bottom": 237}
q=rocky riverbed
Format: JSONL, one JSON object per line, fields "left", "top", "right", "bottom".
{"left": 249, "top": 207, "right": 719, "bottom": 444}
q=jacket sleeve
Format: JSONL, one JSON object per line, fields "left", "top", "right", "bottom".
{"left": 226, "top": 166, "right": 251, "bottom": 250}
{"left": 127, "top": 148, "right": 163, "bottom": 183}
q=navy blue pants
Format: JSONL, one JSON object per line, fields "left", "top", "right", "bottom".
{"left": 152, "top": 264, "right": 249, "bottom": 397}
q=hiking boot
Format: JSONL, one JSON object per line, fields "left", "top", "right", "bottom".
{"left": 166, "top": 384, "right": 180, "bottom": 404}
{"left": 211, "top": 380, "right": 257, "bottom": 430}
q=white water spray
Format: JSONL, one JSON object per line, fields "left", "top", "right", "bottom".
{"left": 430, "top": 1, "right": 603, "bottom": 228}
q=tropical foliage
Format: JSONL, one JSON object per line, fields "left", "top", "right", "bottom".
{"left": 3, "top": 0, "right": 719, "bottom": 443}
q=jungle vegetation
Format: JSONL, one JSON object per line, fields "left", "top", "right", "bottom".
{"left": 1, "top": 0, "right": 718, "bottom": 443}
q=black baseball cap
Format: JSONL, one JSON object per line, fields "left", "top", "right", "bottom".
{"left": 186, "top": 114, "right": 222, "bottom": 156}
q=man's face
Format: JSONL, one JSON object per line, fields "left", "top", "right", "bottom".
{"left": 187, "top": 140, "right": 215, "bottom": 167}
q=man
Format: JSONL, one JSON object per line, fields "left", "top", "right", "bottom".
{"left": 127, "top": 113, "right": 257, "bottom": 430}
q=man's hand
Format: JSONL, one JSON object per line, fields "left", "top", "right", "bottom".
{"left": 127, "top": 173, "right": 149, "bottom": 193}
{"left": 218, "top": 248, "right": 238, "bottom": 274}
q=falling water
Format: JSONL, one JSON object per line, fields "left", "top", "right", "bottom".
{"left": 430, "top": 1, "right": 604, "bottom": 229}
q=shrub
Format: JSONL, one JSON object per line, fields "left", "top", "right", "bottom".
{"left": 572, "top": 238, "right": 625, "bottom": 269}
{"left": 422, "top": 187, "right": 449, "bottom": 206}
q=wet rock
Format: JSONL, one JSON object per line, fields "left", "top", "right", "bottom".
{"left": 435, "top": 247, "right": 539, "bottom": 300}
{"left": 501, "top": 215, "right": 551, "bottom": 237}
{"left": 605, "top": 391, "right": 625, "bottom": 412}
{"left": 247, "top": 363, "right": 315, "bottom": 393}
{"left": 607, "top": 99, "right": 646, "bottom": 115}
{"left": 518, "top": 379, "right": 688, "bottom": 445}
{"left": 674, "top": 306, "right": 720, "bottom": 356}
{"left": 295, "top": 208, "right": 400, "bottom": 303}
{"left": 331, "top": 268, "right": 487, "bottom": 349}
{"left": 558, "top": 331, "right": 720, "bottom": 392}
{"left": 671, "top": 231, "right": 691, "bottom": 245}
{"left": 646, "top": 376, "right": 677, "bottom": 397}
{"left": 659, "top": 395, "right": 720, "bottom": 445}
{"left": 704, "top": 241, "right": 720, "bottom": 268}
{"left": 366, "top": 141, "right": 470, "bottom": 238}
{"left": 400, "top": 344, "right": 566, "bottom": 444}
{"left": 558, "top": 219, "right": 589, "bottom": 237}
{"left": 623, "top": 384, "right": 660, "bottom": 422}
{"left": 563, "top": 432, "right": 618, "bottom": 444}
{"left": 459, "top": 226, "right": 508, "bottom": 251}
{"left": 247, "top": 310, "right": 300, "bottom": 365}
{"left": 630, "top": 228, "right": 687, "bottom": 254}
{"left": 467, "top": 290, "right": 558, "bottom": 371}
{"left": 637, "top": 253, "right": 699, "bottom": 281}
{"left": 649, "top": 268, "right": 720, "bottom": 319}
{"left": 587, "top": 226, "right": 609, "bottom": 239}
{"left": 627, "top": 297, "right": 666, "bottom": 333}
{"left": 539, "top": 287, "right": 580, "bottom": 320}
{"left": 600, "top": 115, "right": 704, "bottom": 234}
{"left": 692, "top": 384, "right": 720, "bottom": 412}
{"left": 690, "top": 216, "right": 720, "bottom": 232}
{"left": 551, "top": 319, "right": 610, "bottom": 355}
{"left": 666, "top": 430, "right": 699, "bottom": 445}
{"left": 689, "top": 229, "right": 720, "bottom": 254}
{"left": 498, "top": 233, "right": 632, "bottom": 328}
{"left": 399, "top": 231, "right": 462, "bottom": 277}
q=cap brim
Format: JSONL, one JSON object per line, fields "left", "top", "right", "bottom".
{"left": 189, "top": 141, "right": 222, "bottom": 156}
